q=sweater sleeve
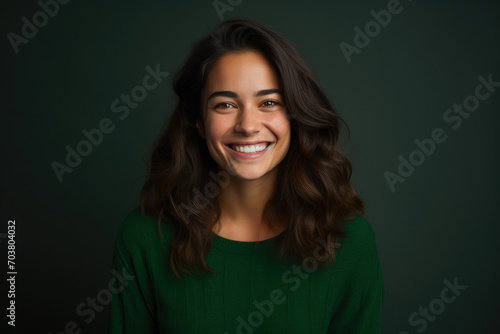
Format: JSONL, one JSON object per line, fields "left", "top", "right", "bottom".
{"left": 327, "top": 215, "right": 385, "bottom": 333}
{"left": 107, "top": 209, "right": 160, "bottom": 334}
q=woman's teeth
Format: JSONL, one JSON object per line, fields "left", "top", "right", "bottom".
{"left": 231, "top": 143, "right": 268, "bottom": 153}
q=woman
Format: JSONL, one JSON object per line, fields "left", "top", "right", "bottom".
{"left": 108, "top": 18, "right": 384, "bottom": 333}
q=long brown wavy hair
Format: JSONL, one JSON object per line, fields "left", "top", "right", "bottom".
{"left": 140, "top": 18, "right": 365, "bottom": 278}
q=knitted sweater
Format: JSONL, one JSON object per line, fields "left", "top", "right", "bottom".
{"left": 107, "top": 207, "right": 384, "bottom": 333}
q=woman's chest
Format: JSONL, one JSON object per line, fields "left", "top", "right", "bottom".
{"left": 155, "top": 252, "right": 340, "bottom": 333}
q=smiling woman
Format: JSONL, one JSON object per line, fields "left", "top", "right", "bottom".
{"left": 197, "top": 50, "right": 292, "bottom": 240}
{"left": 108, "top": 18, "right": 384, "bottom": 333}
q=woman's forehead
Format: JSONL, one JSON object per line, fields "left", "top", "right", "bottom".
{"left": 203, "top": 51, "right": 280, "bottom": 99}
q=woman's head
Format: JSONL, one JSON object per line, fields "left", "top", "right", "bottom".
{"left": 141, "top": 18, "right": 365, "bottom": 277}
{"left": 198, "top": 49, "right": 291, "bottom": 181}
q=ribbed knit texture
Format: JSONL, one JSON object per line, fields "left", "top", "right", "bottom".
{"left": 107, "top": 207, "right": 384, "bottom": 333}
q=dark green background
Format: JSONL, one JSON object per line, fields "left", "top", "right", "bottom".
{"left": 1, "top": 0, "right": 499, "bottom": 332}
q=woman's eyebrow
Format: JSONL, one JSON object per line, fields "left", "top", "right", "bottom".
{"left": 207, "top": 89, "right": 282, "bottom": 102}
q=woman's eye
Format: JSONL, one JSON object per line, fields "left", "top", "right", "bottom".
{"left": 214, "top": 102, "right": 235, "bottom": 109}
{"left": 262, "top": 100, "right": 281, "bottom": 108}
{"left": 214, "top": 100, "right": 281, "bottom": 110}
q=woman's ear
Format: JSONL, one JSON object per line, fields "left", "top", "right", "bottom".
{"left": 196, "top": 118, "right": 206, "bottom": 139}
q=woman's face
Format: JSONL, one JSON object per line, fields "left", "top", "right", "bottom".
{"left": 198, "top": 50, "right": 291, "bottom": 181}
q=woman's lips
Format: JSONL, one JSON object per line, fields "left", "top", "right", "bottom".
{"left": 225, "top": 142, "right": 273, "bottom": 159}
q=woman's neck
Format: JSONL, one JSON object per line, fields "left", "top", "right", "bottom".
{"left": 213, "top": 168, "right": 284, "bottom": 241}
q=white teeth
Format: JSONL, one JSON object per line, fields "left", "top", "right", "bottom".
{"left": 231, "top": 143, "right": 268, "bottom": 153}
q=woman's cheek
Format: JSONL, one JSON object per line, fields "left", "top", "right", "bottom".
{"left": 206, "top": 115, "right": 233, "bottom": 138}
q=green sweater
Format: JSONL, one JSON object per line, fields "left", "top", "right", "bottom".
{"left": 107, "top": 207, "right": 384, "bottom": 333}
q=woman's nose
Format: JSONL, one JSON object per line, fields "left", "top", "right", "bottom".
{"left": 234, "top": 106, "right": 261, "bottom": 135}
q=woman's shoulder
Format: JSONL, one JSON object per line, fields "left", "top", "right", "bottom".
{"left": 342, "top": 213, "right": 377, "bottom": 239}
{"left": 337, "top": 213, "right": 381, "bottom": 257}
{"left": 113, "top": 206, "right": 175, "bottom": 254}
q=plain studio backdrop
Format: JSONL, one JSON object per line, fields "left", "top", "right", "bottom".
{"left": 1, "top": 0, "right": 499, "bottom": 333}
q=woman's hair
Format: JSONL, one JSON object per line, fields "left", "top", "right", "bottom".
{"left": 140, "top": 18, "right": 365, "bottom": 278}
